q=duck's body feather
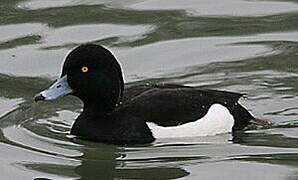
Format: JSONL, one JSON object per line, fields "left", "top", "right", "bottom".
{"left": 121, "top": 84, "right": 250, "bottom": 129}
{"left": 70, "top": 84, "right": 253, "bottom": 144}
{"left": 146, "top": 103, "right": 234, "bottom": 138}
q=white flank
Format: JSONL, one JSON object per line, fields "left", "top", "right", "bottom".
{"left": 146, "top": 104, "right": 235, "bottom": 138}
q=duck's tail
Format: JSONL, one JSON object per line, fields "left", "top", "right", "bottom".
{"left": 249, "top": 118, "right": 273, "bottom": 126}
{"left": 225, "top": 103, "right": 272, "bottom": 131}
{"left": 227, "top": 101, "right": 298, "bottom": 130}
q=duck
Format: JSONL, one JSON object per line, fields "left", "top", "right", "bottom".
{"left": 34, "top": 44, "right": 269, "bottom": 145}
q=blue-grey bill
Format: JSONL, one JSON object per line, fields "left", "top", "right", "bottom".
{"left": 34, "top": 75, "right": 73, "bottom": 101}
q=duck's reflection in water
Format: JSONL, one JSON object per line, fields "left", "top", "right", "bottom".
{"left": 25, "top": 146, "right": 190, "bottom": 180}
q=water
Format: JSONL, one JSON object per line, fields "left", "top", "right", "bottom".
{"left": 1, "top": 0, "right": 298, "bottom": 179}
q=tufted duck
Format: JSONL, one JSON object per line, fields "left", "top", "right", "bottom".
{"left": 34, "top": 44, "right": 268, "bottom": 145}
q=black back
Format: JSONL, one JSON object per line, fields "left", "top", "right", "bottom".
{"left": 120, "top": 84, "right": 253, "bottom": 130}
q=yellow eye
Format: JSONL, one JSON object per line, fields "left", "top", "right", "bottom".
{"left": 81, "top": 66, "right": 89, "bottom": 73}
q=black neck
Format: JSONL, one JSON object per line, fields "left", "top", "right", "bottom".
{"left": 82, "top": 100, "right": 113, "bottom": 118}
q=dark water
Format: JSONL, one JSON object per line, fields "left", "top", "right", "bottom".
{"left": 1, "top": 0, "right": 298, "bottom": 179}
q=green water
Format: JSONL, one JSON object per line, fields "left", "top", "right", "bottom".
{"left": 1, "top": 0, "right": 298, "bottom": 179}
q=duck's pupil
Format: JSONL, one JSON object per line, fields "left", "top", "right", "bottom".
{"left": 57, "top": 85, "right": 62, "bottom": 88}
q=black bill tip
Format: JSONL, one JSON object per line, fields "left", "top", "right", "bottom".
{"left": 34, "top": 94, "right": 45, "bottom": 102}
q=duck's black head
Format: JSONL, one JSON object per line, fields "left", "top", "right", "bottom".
{"left": 35, "top": 44, "right": 124, "bottom": 114}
